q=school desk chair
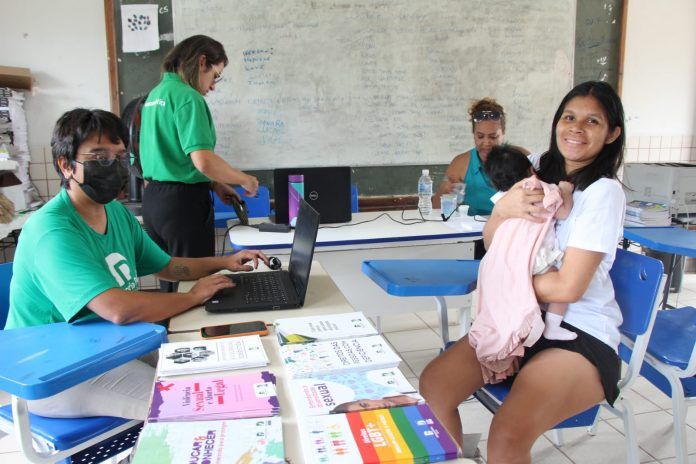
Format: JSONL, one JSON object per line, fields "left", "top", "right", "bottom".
{"left": 351, "top": 184, "right": 359, "bottom": 213}
{"left": 632, "top": 306, "right": 696, "bottom": 464}
{"left": 0, "top": 270, "right": 167, "bottom": 464}
{"left": 361, "top": 259, "right": 480, "bottom": 347}
{"left": 474, "top": 248, "right": 664, "bottom": 464}
{"left": 213, "top": 185, "right": 271, "bottom": 228}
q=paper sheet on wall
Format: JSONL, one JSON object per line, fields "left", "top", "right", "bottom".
{"left": 121, "top": 4, "right": 159, "bottom": 53}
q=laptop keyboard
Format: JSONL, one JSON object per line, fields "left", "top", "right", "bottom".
{"left": 239, "top": 273, "right": 289, "bottom": 304}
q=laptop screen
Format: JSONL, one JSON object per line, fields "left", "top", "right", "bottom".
{"left": 288, "top": 200, "right": 320, "bottom": 302}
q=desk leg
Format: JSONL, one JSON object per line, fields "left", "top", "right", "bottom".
{"left": 662, "top": 253, "right": 678, "bottom": 309}
{"left": 434, "top": 296, "right": 449, "bottom": 348}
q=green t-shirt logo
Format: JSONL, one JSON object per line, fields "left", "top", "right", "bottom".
{"left": 105, "top": 252, "right": 136, "bottom": 290}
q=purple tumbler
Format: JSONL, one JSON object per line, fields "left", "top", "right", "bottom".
{"left": 288, "top": 174, "right": 304, "bottom": 227}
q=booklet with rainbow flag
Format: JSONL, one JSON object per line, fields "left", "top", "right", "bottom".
{"left": 147, "top": 371, "right": 279, "bottom": 422}
{"left": 299, "top": 403, "right": 461, "bottom": 463}
{"left": 132, "top": 417, "right": 284, "bottom": 464}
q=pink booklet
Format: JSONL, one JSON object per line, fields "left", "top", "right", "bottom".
{"left": 148, "top": 371, "right": 279, "bottom": 422}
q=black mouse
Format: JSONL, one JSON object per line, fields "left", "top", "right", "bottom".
{"left": 268, "top": 256, "right": 282, "bottom": 270}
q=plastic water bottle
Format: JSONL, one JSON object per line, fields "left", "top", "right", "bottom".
{"left": 418, "top": 169, "right": 433, "bottom": 216}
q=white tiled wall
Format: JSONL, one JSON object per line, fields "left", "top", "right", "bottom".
{"left": 28, "top": 144, "right": 62, "bottom": 202}
{"left": 624, "top": 135, "right": 696, "bottom": 164}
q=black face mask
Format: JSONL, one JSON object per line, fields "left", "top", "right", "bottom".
{"left": 73, "top": 160, "right": 129, "bottom": 204}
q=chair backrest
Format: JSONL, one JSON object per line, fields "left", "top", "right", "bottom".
{"left": 0, "top": 261, "right": 13, "bottom": 330}
{"left": 351, "top": 184, "right": 359, "bottom": 213}
{"left": 610, "top": 248, "right": 664, "bottom": 389}
{"left": 214, "top": 186, "right": 271, "bottom": 218}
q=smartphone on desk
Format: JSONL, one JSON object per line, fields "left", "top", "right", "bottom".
{"left": 200, "top": 320, "right": 269, "bottom": 339}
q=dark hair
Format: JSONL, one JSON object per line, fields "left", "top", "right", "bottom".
{"left": 51, "top": 108, "right": 128, "bottom": 187}
{"left": 537, "top": 81, "right": 625, "bottom": 191}
{"left": 469, "top": 97, "right": 506, "bottom": 132}
{"left": 484, "top": 144, "right": 533, "bottom": 191}
{"left": 162, "top": 35, "right": 228, "bottom": 92}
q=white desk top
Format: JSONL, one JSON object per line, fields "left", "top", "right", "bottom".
{"left": 169, "top": 261, "right": 354, "bottom": 332}
{"left": 228, "top": 210, "right": 484, "bottom": 252}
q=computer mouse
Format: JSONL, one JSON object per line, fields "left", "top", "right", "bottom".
{"left": 268, "top": 256, "right": 282, "bottom": 270}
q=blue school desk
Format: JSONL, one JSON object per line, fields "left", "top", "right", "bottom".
{"left": 361, "top": 259, "right": 480, "bottom": 346}
{"left": 0, "top": 320, "right": 166, "bottom": 463}
{"left": 225, "top": 210, "right": 484, "bottom": 331}
{"left": 623, "top": 226, "right": 696, "bottom": 308}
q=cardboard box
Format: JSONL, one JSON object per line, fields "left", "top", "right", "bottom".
{"left": 0, "top": 66, "right": 32, "bottom": 91}
{"left": 0, "top": 171, "right": 25, "bottom": 211}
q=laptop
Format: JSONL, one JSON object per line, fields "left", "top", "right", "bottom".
{"left": 273, "top": 166, "right": 352, "bottom": 224}
{"left": 205, "top": 200, "right": 320, "bottom": 313}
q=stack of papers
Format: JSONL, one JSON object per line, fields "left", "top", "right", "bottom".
{"left": 158, "top": 335, "right": 269, "bottom": 377}
{"left": 625, "top": 200, "right": 671, "bottom": 227}
{"left": 148, "top": 371, "right": 280, "bottom": 422}
{"left": 132, "top": 417, "right": 284, "bottom": 464}
{"left": 274, "top": 311, "right": 378, "bottom": 345}
{"left": 279, "top": 335, "right": 401, "bottom": 379}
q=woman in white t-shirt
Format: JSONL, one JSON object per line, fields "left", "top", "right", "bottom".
{"left": 419, "top": 81, "right": 625, "bottom": 463}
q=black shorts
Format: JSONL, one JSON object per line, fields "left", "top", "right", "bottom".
{"left": 520, "top": 319, "right": 621, "bottom": 406}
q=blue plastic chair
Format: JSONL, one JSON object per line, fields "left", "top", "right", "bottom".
{"left": 213, "top": 185, "right": 271, "bottom": 228}
{"left": 351, "top": 184, "right": 359, "bottom": 213}
{"left": 474, "top": 248, "right": 664, "bottom": 463}
{"left": 631, "top": 306, "right": 696, "bottom": 463}
{"left": 0, "top": 266, "right": 167, "bottom": 464}
{"left": 0, "top": 262, "right": 12, "bottom": 329}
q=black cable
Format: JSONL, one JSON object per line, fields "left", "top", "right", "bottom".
{"left": 220, "top": 222, "right": 259, "bottom": 256}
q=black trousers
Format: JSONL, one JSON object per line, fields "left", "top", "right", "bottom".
{"left": 142, "top": 181, "right": 215, "bottom": 292}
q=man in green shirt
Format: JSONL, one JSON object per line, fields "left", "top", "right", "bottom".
{"left": 7, "top": 108, "right": 270, "bottom": 420}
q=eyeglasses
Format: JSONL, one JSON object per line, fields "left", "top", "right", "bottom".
{"left": 76, "top": 150, "right": 132, "bottom": 167}
{"left": 472, "top": 110, "right": 502, "bottom": 123}
{"left": 212, "top": 67, "right": 223, "bottom": 84}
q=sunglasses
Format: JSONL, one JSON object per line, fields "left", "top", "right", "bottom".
{"left": 472, "top": 110, "right": 502, "bottom": 123}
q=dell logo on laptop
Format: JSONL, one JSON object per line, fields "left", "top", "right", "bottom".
{"left": 308, "top": 190, "right": 319, "bottom": 200}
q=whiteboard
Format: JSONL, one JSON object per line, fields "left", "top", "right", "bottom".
{"left": 173, "top": 0, "right": 575, "bottom": 170}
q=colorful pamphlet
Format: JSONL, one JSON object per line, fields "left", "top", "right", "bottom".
{"left": 300, "top": 404, "right": 461, "bottom": 463}
{"left": 157, "top": 335, "right": 269, "bottom": 377}
{"left": 289, "top": 367, "right": 422, "bottom": 416}
{"left": 274, "top": 311, "right": 378, "bottom": 345}
{"left": 148, "top": 371, "right": 280, "bottom": 422}
{"left": 132, "top": 417, "right": 284, "bottom": 464}
{"left": 279, "top": 335, "right": 401, "bottom": 379}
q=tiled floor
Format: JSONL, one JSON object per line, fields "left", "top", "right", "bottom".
{"left": 2, "top": 275, "right": 696, "bottom": 463}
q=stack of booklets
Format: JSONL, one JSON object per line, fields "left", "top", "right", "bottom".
{"left": 624, "top": 200, "right": 671, "bottom": 226}
{"left": 158, "top": 335, "right": 269, "bottom": 377}
{"left": 289, "top": 367, "right": 423, "bottom": 416}
{"left": 279, "top": 335, "right": 401, "bottom": 379}
{"left": 300, "top": 404, "right": 461, "bottom": 463}
{"left": 274, "top": 311, "right": 378, "bottom": 345}
{"left": 132, "top": 417, "right": 285, "bottom": 464}
{"left": 148, "top": 371, "right": 280, "bottom": 422}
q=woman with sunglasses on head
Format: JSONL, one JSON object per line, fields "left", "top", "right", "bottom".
{"left": 435, "top": 98, "right": 528, "bottom": 258}
{"left": 139, "top": 35, "right": 258, "bottom": 288}
{"left": 420, "top": 81, "right": 626, "bottom": 463}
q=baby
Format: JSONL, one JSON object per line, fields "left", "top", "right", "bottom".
{"left": 484, "top": 144, "right": 576, "bottom": 341}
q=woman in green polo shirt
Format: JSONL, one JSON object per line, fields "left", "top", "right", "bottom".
{"left": 140, "top": 35, "right": 258, "bottom": 276}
